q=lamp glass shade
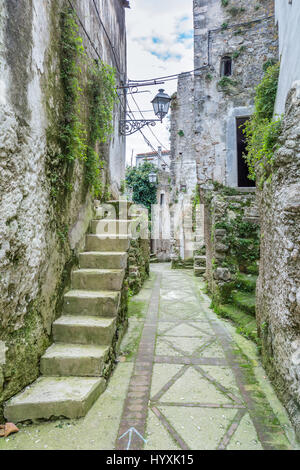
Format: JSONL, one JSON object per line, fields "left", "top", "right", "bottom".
{"left": 151, "top": 89, "right": 171, "bottom": 120}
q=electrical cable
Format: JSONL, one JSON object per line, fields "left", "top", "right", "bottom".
{"left": 92, "top": 0, "right": 123, "bottom": 75}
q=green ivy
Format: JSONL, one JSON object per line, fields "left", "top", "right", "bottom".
{"left": 86, "top": 62, "right": 117, "bottom": 197}
{"left": 243, "top": 62, "right": 282, "bottom": 184}
{"left": 221, "top": 0, "right": 229, "bottom": 7}
{"left": 126, "top": 162, "right": 158, "bottom": 213}
{"left": 49, "top": 6, "right": 117, "bottom": 201}
{"left": 217, "top": 76, "right": 237, "bottom": 91}
{"left": 233, "top": 45, "right": 246, "bottom": 59}
{"left": 215, "top": 215, "right": 260, "bottom": 272}
{"left": 59, "top": 7, "right": 87, "bottom": 164}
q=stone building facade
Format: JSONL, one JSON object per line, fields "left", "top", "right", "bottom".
{"left": 151, "top": 168, "right": 172, "bottom": 262}
{"left": 170, "top": 0, "right": 300, "bottom": 441}
{"left": 193, "top": 0, "right": 277, "bottom": 188}
{"left": 170, "top": 0, "right": 277, "bottom": 264}
{"left": 170, "top": 73, "right": 197, "bottom": 261}
{"left": 135, "top": 148, "right": 171, "bottom": 170}
{"left": 256, "top": 0, "right": 300, "bottom": 440}
{"left": 0, "top": 0, "right": 128, "bottom": 417}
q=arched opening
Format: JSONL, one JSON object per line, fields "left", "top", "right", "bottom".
{"left": 221, "top": 56, "right": 232, "bottom": 77}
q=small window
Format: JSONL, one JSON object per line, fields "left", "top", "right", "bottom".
{"left": 160, "top": 193, "right": 165, "bottom": 205}
{"left": 221, "top": 56, "right": 232, "bottom": 77}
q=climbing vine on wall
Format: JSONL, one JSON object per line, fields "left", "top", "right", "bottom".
{"left": 48, "top": 6, "right": 117, "bottom": 202}
{"left": 243, "top": 62, "right": 282, "bottom": 185}
{"left": 87, "top": 62, "right": 117, "bottom": 197}
{"left": 59, "top": 7, "right": 86, "bottom": 165}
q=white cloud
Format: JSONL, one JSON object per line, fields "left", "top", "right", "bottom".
{"left": 125, "top": 0, "right": 193, "bottom": 164}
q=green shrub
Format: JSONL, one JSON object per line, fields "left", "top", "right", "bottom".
{"left": 125, "top": 162, "right": 158, "bottom": 213}
{"left": 217, "top": 76, "right": 237, "bottom": 90}
{"left": 243, "top": 62, "right": 282, "bottom": 183}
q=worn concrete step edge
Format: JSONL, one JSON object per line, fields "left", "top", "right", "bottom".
{"left": 4, "top": 376, "right": 106, "bottom": 423}
{"left": 79, "top": 252, "right": 128, "bottom": 270}
{"left": 41, "top": 343, "right": 110, "bottom": 377}
{"left": 71, "top": 269, "right": 125, "bottom": 291}
{"left": 86, "top": 235, "right": 131, "bottom": 252}
{"left": 64, "top": 290, "right": 120, "bottom": 317}
{"left": 53, "top": 315, "right": 116, "bottom": 345}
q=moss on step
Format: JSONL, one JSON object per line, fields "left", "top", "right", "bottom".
{"left": 120, "top": 299, "right": 146, "bottom": 361}
{"left": 235, "top": 272, "right": 257, "bottom": 292}
{"left": 128, "top": 300, "right": 148, "bottom": 319}
{"left": 246, "top": 263, "right": 259, "bottom": 275}
{"left": 213, "top": 303, "right": 258, "bottom": 344}
{"left": 232, "top": 291, "right": 256, "bottom": 316}
{"left": 172, "top": 258, "right": 194, "bottom": 269}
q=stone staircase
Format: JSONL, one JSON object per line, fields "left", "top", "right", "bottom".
{"left": 194, "top": 255, "right": 206, "bottom": 277}
{"left": 4, "top": 202, "right": 132, "bottom": 423}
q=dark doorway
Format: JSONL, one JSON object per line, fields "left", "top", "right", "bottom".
{"left": 236, "top": 117, "right": 255, "bottom": 187}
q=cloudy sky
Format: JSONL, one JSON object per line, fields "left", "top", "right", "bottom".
{"left": 125, "top": 0, "right": 194, "bottom": 165}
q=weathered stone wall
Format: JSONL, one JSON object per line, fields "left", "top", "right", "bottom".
{"left": 0, "top": 0, "right": 127, "bottom": 417}
{"left": 74, "top": 0, "right": 127, "bottom": 195}
{"left": 274, "top": 0, "right": 300, "bottom": 115}
{"left": 170, "top": 73, "right": 197, "bottom": 260}
{"left": 204, "top": 184, "right": 259, "bottom": 304}
{"left": 128, "top": 238, "right": 150, "bottom": 295}
{"left": 193, "top": 0, "right": 277, "bottom": 187}
{"left": 257, "top": 82, "right": 300, "bottom": 439}
{"left": 151, "top": 170, "right": 172, "bottom": 261}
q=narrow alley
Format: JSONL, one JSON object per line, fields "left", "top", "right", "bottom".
{"left": 1, "top": 264, "right": 297, "bottom": 451}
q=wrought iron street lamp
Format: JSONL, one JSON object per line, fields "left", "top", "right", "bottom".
{"left": 120, "top": 89, "right": 171, "bottom": 136}
{"left": 149, "top": 171, "right": 157, "bottom": 184}
{"left": 151, "top": 89, "right": 171, "bottom": 121}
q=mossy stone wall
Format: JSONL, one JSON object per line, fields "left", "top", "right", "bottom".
{"left": 0, "top": 0, "right": 126, "bottom": 419}
{"left": 204, "top": 185, "right": 260, "bottom": 306}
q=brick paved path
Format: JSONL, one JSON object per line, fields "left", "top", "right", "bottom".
{"left": 116, "top": 264, "right": 294, "bottom": 450}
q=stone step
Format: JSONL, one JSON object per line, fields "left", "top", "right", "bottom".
{"left": 95, "top": 200, "right": 134, "bottom": 219}
{"left": 194, "top": 266, "right": 206, "bottom": 277}
{"left": 53, "top": 316, "right": 116, "bottom": 345}
{"left": 90, "top": 219, "right": 132, "bottom": 236}
{"left": 64, "top": 290, "right": 120, "bottom": 317}
{"left": 79, "top": 252, "right": 128, "bottom": 270}
{"left": 86, "top": 234, "right": 131, "bottom": 252}
{"left": 72, "top": 269, "right": 124, "bottom": 291}
{"left": 40, "top": 343, "right": 110, "bottom": 377}
{"left": 235, "top": 273, "right": 257, "bottom": 292}
{"left": 232, "top": 291, "right": 256, "bottom": 316}
{"left": 4, "top": 376, "right": 105, "bottom": 423}
{"left": 194, "top": 255, "right": 206, "bottom": 267}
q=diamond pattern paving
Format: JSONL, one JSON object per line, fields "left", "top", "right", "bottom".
{"left": 117, "top": 264, "right": 295, "bottom": 450}
{"left": 1, "top": 263, "right": 297, "bottom": 450}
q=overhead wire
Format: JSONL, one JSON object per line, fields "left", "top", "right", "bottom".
{"left": 67, "top": 0, "right": 170, "bottom": 167}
